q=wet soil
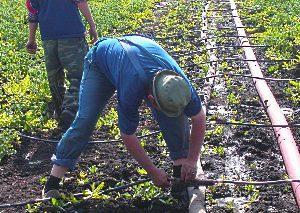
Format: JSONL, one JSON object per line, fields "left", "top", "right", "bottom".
{"left": 0, "top": 0, "right": 299, "bottom": 212}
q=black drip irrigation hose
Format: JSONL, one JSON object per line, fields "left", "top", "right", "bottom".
{"left": 199, "top": 58, "right": 297, "bottom": 64}
{"left": 2, "top": 120, "right": 299, "bottom": 145}
{"left": 1, "top": 178, "right": 300, "bottom": 209}
{"left": 211, "top": 120, "right": 300, "bottom": 128}
{"left": 196, "top": 73, "right": 300, "bottom": 82}
{"left": 18, "top": 130, "right": 162, "bottom": 144}
{"left": 187, "top": 178, "right": 300, "bottom": 187}
{"left": 207, "top": 45, "right": 269, "bottom": 50}
{"left": 204, "top": 26, "right": 258, "bottom": 30}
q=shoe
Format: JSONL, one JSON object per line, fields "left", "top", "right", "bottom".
{"left": 43, "top": 175, "right": 62, "bottom": 199}
{"left": 171, "top": 163, "right": 205, "bottom": 202}
{"left": 171, "top": 178, "right": 191, "bottom": 202}
{"left": 42, "top": 188, "right": 61, "bottom": 199}
{"left": 171, "top": 165, "right": 192, "bottom": 202}
{"left": 59, "top": 109, "right": 76, "bottom": 131}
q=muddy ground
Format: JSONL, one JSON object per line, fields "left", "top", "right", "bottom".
{"left": 0, "top": 0, "right": 299, "bottom": 212}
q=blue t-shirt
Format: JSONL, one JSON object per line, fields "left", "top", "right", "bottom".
{"left": 93, "top": 35, "right": 202, "bottom": 135}
{"left": 26, "top": 0, "right": 85, "bottom": 40}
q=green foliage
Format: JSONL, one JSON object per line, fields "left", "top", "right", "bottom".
{"left": 205, "top": 126, "right": 224, "bottom": 140}
{"left": 227, "top": 92, "right": 240, "bottom": 105}
{"left": 241, "top": 0, "right": 300, "bottom": 70}
{"left": 284, "top": 80, "right": 300, "bottom": 106}
{"left": 88, "top": 165, "right": 98, "bottom": 175}
{"left": 246, "top": 190, "right": 260, "bottom": 208}
{"left": 39, "top": 176, "right": 47, "bottom": 185}
{"left": 89, "top": 0, "right": 155, "bottom": 36}
{"left": 0, "top": 129, "right": 18, "bottom": 160}
{"left": 50, "top": 198, "right": 63, "bottom": 207}
{"left": 212, "top": 146, "right": 225, "bottom": 157}
{"left": 83, "top": 182, "right": 109, "bottom": 200}
{"left": 241, "top": 1, "right": 300, "bottom": 107}
{"left": 225, "top": 200, "right": 234, "bottom": 211}
{"left": 132, "top": 181, "right": 163, "bottom": 201}
{"left": 77, "top": 171, "right": 89, "bottom": 186}
{"left": 157, "top": 132, "right": 166, "bottom": 147}
{"left": 137, "top": 167, "right": 148, "bottom": 175}
{"left": 25, "top": 202, "right": 41, "bottom": 213}
{"left": 97, "top": 108, "right": 120, "bottom": 139}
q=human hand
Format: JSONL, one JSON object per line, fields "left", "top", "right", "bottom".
{"left": 88, "top": 25, "right": 98, "bottom": 44}
{"left": 148, "top": 167, "right": 171, "bottom": 188}
{"left": 180, "top": 159, "right": 198, "bottom": 182}
{"left": 26, "top": 40, "right": 37, "bottom": 54}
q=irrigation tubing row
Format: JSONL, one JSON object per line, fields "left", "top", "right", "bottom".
{"left": 17, "top": 130, "right": 162, "bottom": 144}
{"left": 188, "top": 178, "right": 300, "bottom": 187}
{"left": 195, "top": 73, "right": 300, "bottom": 82}
{"left": 199, "top": 58, "right": 296, "bottom": 63}
{"left": 1, "top": 178, "right": 300, "bottom": 209}
{"left": 172, "top": 45, "right": 268, "bottom": 57}
{"left": 1, "top": 121, "right": 298, "bottom": 145}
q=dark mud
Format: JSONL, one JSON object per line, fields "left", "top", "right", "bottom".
{"left": 0, "top": 0, "right": 299, "bottom": 212}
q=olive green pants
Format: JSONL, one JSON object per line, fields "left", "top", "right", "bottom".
{"left": 42, "top": 37, "right": 88, "bottom": 121}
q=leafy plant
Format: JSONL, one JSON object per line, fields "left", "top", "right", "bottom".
{"left": 88, "top": 165, "right": 98, "bottom": 175}
{"left": 132, "top": 181, "right": 163, "bottom": 201}
{"left": 284, "top": 80, "right": 300, "bottom": 106}
{"left": 39, "top": 176, "right": 47, "bottom": 185}
{"left": 77, "top": 171, "right": 89, "bottom": 186}
{"left": 227, "top": 92, "right": 240, "bottom": 105}
{"left": 212, "top": 146, "right": 225, "bottom": 157}
{"left": 25, "top": 202, "right": 41, "bottom": 213}
{"left": 83, "top": 182, "right": 109, "bottom": 200}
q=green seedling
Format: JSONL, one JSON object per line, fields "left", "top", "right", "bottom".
{"left": 227, "top": 92, "right": 240, "bottom": 105}
{"left": 26, "top": 202, "right": 41, "bottom": 213}
{"left": 88, "top": 165, "right": 98, "bottom": 175}
{"left": 137, "top": 168, "right": 148, "bottom": 176}
{"left": 83, "top": 182, "right": 109, "bottom": 200}
{"left": 225, "top": 200, "right": 235, "bottom": 211}
{"left": 132, "top": 181, "right": 162, "bottom": 201}
{"left": 246, "top": 190, "right": 260, "bottom": 208}
{"left": 212, "top": 146, "right": 225, "bottom": 157}
{"left": 157, "top": 132, "right": 167, "bottom": 147}
{"left": 244, "top": 184, "right": 256, "bottom": 194}
{"left": 39, "top": 176, "right": 47, "bottom": 185}
{"left": 77, "top": 171, "right": 89, "bottom": 186}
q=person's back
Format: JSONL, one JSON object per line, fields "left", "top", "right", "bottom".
{"left": 27, "top": 0, "right": 85, "bottom": 40}
{"left": 26, "top": 0, "right": 98, "bottom": 131}
{"left": 90, "top": 35, "right": 201, "bottom": 135}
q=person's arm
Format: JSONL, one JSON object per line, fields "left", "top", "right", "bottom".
{"left": 26, "top": 23, "right": 38, "bottom": 54}
{"left": 181, "top": 107, "right": 206, "bottom": 181}
{"left": 26, "top": 0, "right": 39, "bottom": 54}
{"left": 76, "top": 0, "right": 98, "bottom": 44}
{"left": 121, "top": 133, "right": 171, "bottom": 188}
{"left": 188, "top": 107, "right": 206, "bottom": 162}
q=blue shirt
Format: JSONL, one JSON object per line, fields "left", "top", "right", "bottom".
{"left": 93, "top": 35, "right": 202, "bottom": 135}
{"left": 26, "top": 0, "right": 85, "bottom": 40}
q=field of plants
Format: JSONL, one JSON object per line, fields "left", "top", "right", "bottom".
{"left": 0, "top": 0, "right": 299, "bottom": 212}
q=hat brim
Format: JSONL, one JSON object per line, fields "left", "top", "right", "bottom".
{"left": 152, "top": 70, "right": 183, "bottom": 117}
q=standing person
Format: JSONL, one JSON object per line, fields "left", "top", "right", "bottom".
{"left": 25, "top": 0, "right": 98, "bottom": 131}
{"left": 44, "top": 35, "right": 206, "bottom": 200}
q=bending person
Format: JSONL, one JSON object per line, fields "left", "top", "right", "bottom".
{"left": 44, "top": 35, "right": 206, "bottom": 200}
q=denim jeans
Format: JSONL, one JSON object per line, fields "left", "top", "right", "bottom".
{"left": 51, "top": 48, "right": 190, "bottom": 170}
